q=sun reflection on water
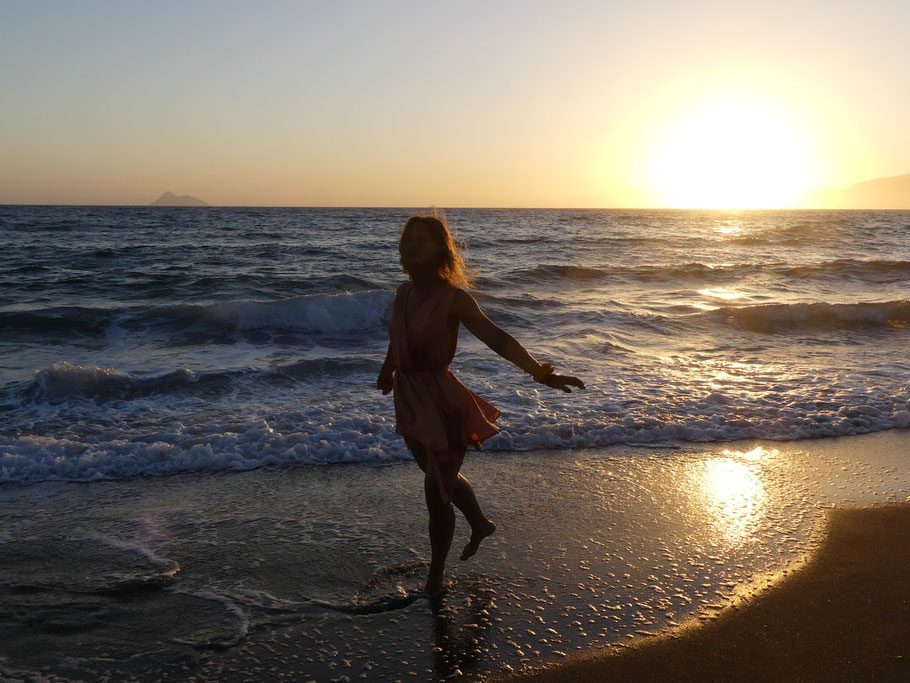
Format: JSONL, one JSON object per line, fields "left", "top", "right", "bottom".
{"left": 695, "top": 446, "right": 775, "bottom": 544}
{"left": 698, "top": 288, "right": 744, "bottom": 300}
{"left": 714, "top": 223, "right": 743, "bottom": 236}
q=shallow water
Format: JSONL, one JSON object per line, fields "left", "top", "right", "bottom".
{"left": 2, "top": 429, "right": 908, "bottom": 681}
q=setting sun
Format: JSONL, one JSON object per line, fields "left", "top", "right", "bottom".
{"left": 649, "top": 97, "right": 818, "bottom": 209}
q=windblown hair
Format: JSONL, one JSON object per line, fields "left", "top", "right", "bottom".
{"left": 399, "top": 208, "right": 477, "bottom": 289}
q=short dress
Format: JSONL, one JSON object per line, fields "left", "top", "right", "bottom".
{"left": 389, "top": 280, "right": 500, "bottom": 502}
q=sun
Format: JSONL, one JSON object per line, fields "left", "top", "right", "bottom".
{"left": 648, "top": 97, "right": 817, "bottom": 209}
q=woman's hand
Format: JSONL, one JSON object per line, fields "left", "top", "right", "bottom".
{"left": 542, "top": 373, "right": 585, "bottom": 393}
{"left": 377, "top": 369, "right": 394, "bottom": 395}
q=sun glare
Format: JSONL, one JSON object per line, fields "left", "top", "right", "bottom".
{"left": 700, "top": 457, "right": 766, "bottom": 543}
{"left": 649, "top": 98, "right": 817, "bottom": 209}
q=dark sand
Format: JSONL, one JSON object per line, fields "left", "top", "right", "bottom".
{"left": 505, "top": 501, "right": 910, "bottom": 682}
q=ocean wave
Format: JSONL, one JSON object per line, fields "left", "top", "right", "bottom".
{"left": 192, "top": 289, "right": 393, "bottom": 333}
{"left": 0, "top": 307, "right": 114, "bottom": 337}
{"left": 729, "top": 216, "right": 852, "bottom": 245}
{"left": 0, "top": 418, "right": 404, "bottom": 483}
{"left": 510, "top": 264, "right": 612, "bottom": 281}
{"left": 14, "top": 357, "right": 377, "bottom": 403}
{"left": 498, "top": 263, "right": 723, "bottom": 287}
{"left": 498, "top": 259, "right": 910, "bottom": 287}
{"left": 782, "top": 259, "right": 910, "bottom": 282}
{"left": 2, "top": 397, "right": 909, "bottom": 483}
{"left": 3, "top": 264, "right": 53, "bottom": 274}
{"left": 702, "top": 300, "right": 910, "bottom": 332}
{"left": 185, "top": 273, "right": 380, "bottom": 294}
{"left": 20, "top": 362, "right": 205, "bottom": 402}
{"left": 1, "top": 289, "right": 395, "bottom": 341}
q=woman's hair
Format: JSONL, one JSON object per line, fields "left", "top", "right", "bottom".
{"left": 399, "top": 208, "right": 476, "bottom": 289}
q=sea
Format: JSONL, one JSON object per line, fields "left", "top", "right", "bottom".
{"left": 2, "top": 206, "right": 909, "bottom": 483}
{"left": 2, "top": 205, "right": 910, "bottom": 680}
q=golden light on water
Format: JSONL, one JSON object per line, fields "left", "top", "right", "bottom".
{"left": 698, "top": 288, "right": 744, "bottom": 301}
{"left": 714, "top": 221, "right": 744, "bottom": 236}
{"left": 696, "top": 447, "right": 775, "bottom": 544}
{"left": 648, "top": 97, "right": 817, "bottom": 209}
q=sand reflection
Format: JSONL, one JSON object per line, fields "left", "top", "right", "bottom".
{"left": 694, "top": 447, "right": 772, "bottom": 544}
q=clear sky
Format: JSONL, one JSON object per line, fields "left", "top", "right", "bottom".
{"left": 1, "top": 0, "right": 908, "bottom": 208}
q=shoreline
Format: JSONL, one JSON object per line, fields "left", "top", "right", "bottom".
{"left": 1, "top": 428, "right": 909, "bottom": 680}
{"left": 504, "top": 500, "right": 910, "bottom": 682}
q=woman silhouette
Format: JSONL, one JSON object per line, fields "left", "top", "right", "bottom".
{"left": 377, "top": 211, "right": 584, "bottom": 595}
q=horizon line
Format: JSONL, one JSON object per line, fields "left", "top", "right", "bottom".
{"left": 2, "top": 203, "right": 907, "bottom": 211}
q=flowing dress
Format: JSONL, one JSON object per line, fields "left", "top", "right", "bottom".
{"left": 389, "top": 280, "right": 500, "bottom": 502}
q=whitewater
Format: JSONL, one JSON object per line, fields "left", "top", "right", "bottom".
{"left": 2, "top": 206, "right": 909, "bottom": 483}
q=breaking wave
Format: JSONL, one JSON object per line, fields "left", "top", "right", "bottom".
{"left": 0, "top": 290, "right": 395, "bottom": 342}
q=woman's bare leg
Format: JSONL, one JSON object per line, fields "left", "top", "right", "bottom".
{"left": 405, "top": 440, "right": 496, "bottom": 587}
{"left": 424, "top": 458, "right": 459, "bottom": 594}
{"left": 451, "top": 474, "right": 497, "bottom": 561}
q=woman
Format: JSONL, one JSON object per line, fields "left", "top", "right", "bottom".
{"left": 377, "top": 212, "right": 584, "bottom": 595}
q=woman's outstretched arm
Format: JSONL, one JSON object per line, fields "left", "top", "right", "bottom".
{"left": 451, "top": 289, "right": 584, "bottom": 393}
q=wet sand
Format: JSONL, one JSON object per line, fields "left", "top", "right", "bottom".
{"left": 506, "top": 501, "right": 910, "bottom": 682}
{"left": 2, "top": 429, "right": 909, "bottom": 680}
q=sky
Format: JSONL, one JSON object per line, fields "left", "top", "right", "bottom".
{"left": 1, "top": 0, "right": 908, "bottom": 208}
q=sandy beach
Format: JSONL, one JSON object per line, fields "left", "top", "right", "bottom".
{"left": 507, "top": 500, "right": 910, "bottom": 682}
{"left": 1, "top": 428, "right": 909, "bottom": 680}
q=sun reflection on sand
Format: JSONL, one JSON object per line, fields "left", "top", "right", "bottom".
{"left": 695, "top": 446, "right": 777, "bottom": 544}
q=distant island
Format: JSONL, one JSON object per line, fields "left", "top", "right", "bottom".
{"left": 149, "top": 191, "right": 209, "bottom": 207}
{"left": 800, "top": 173, "right": 910, "bottom": 209}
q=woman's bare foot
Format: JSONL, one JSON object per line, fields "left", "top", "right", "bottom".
{"left": 425, "top": 568, "right": 445, "bottom": 596}
{"left": 460, "top": 520, "right": 496, "bottom": 561}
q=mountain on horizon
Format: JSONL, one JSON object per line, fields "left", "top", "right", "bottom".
{"left": 149, "top": 191, "right": 208, "bottom": 207}
{"left": 799, "top": 173, "right": 910, "bottom": 209}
